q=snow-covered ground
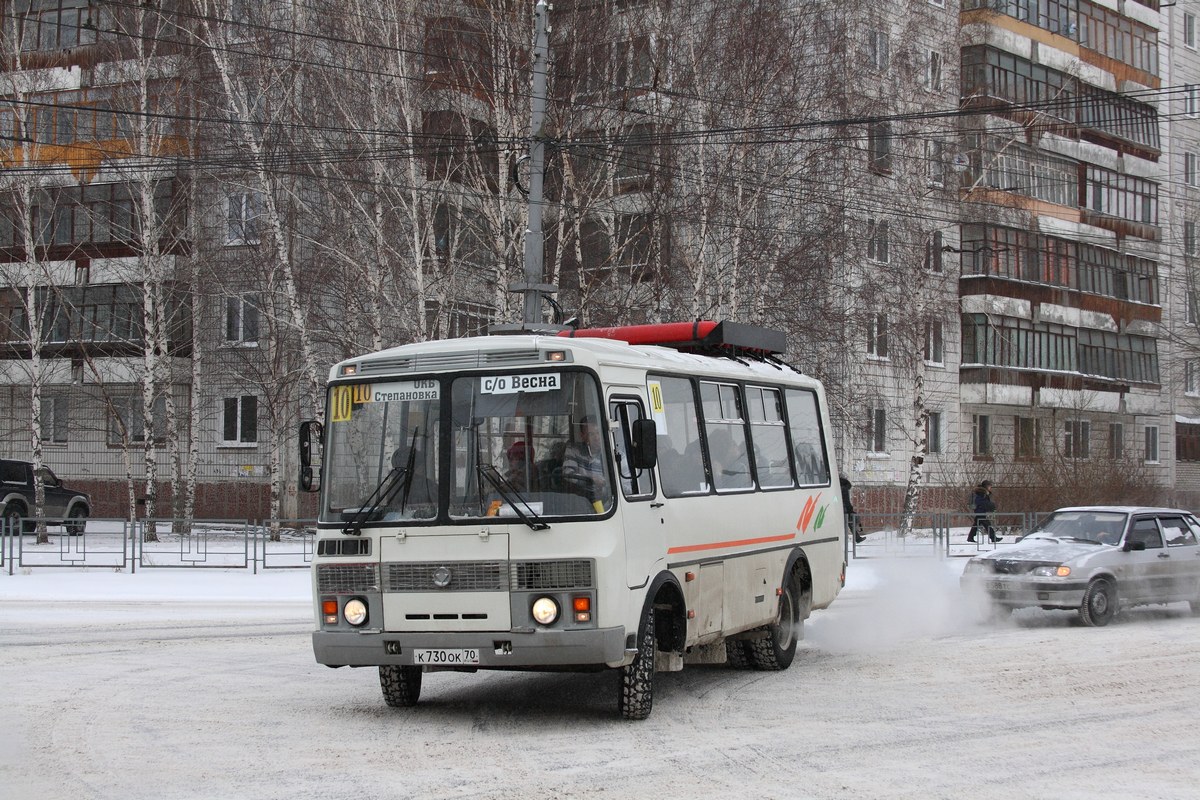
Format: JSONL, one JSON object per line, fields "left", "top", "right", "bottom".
{"left": 2, "top": 556, "right": 1199, "bottom": 800}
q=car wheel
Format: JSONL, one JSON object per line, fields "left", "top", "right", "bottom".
{"left": 618, "top": 603, "right": 656, "bottom": 721}
{"left": 379, "top": 665, "right": 422, "bottom": 707}
{"left": 748, "top": 573, "right": 800, "bottom": 671}
{"left": 1080, "top": 578, "right": 1116, "bottom": 627}
{"left": 66, "top": 506, "right": 88, "bottom": 536}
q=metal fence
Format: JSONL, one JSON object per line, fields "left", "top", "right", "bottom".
{"left": 848, "top": 510, "right": 1049, "bottom": 559}
{"left": 1, "top": 517, "right": 316, "bottom": 575}
{"left": 3, "top": 509, "right": 1055, "bottom": 574}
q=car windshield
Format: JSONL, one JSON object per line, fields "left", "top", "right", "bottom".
{"left": 1029, "top": 511, "right": 1127, "bottom": 545}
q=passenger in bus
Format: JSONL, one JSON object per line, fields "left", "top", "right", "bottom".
{"left": 708, "top": 428, "right": 750, "bottom": 489}
{"left": 562, "top": 415, "right": 608, "bottom": 500}
{"left": 504, "top": 440, "right": 539, "bottom": 493}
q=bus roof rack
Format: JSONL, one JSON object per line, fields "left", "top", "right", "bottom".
{"left": 557, "top": 320, "right": 786, "bottom": 356}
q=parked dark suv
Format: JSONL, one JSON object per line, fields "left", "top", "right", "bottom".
{"left": 0, "top": 459, "right": 91, "bottom": 534}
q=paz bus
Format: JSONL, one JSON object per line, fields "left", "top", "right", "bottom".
{"left": 299, "top": 321, "right": 846, "bottom": 719}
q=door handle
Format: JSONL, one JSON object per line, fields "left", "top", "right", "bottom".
{"left": 650, "top": 502, "right": 664, "bottom": 509}
{"left": 1157, "top": 553, "right": 1171, "bottom": 559}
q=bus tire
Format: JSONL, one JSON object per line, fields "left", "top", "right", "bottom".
{"left": 619, "top": 604, "right": 656, "bottom": 720}
{"left": 379, "top": 665, "right": 422, "bottom": 707}
{"left": 748, "top": 574, "right": 800, "bottom": 671}
{"left": 725, "top": 639, "right": 751, "bottom": 669}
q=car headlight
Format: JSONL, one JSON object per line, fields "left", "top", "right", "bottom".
{"left": 1031, "top": 565, "right": 1071, "bottom": 578}
{"left": 344, "top": 598, "right": 368, "bottom": 626}
{"left": 963, "top": 559, "right": 987, "bottom": 574}
{"left": 531, "top": 596, "right": 559, "bottom": 625}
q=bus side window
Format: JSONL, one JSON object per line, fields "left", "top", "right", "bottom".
{"left": 654, "top": 375, "right": 706, "bottom": 497}
{"left": 747, "top": 385, "right": 794, "bottom": 489}
{"left": 785, "top": 388, "right": 830, "bottom": 486}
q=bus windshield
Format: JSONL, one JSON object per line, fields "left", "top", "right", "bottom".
{"left": 321, "top": 370, "right": 614, "bottom": 525}
{"left": 323, "top": 380, "right": 441, "bottom": 524}
{"left": 449, "top": 370, "right": 613, "bottom": 520}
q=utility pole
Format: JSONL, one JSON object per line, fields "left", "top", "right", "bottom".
{"left": 496, "top": 0, "right": 561, "bottom": 333}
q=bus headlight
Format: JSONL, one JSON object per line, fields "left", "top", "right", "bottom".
{"left": 344, "top": 598, "right": 369, "bottom": 626}
{"left": 531, "top": 596, "right": 559, "bottom": 625}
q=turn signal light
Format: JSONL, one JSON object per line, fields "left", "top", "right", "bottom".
{"left": 322, "top": 598, "right": 338, "bottom": 625}
{"left": 572, "top": 596, "right": 591, "bottom": 623}
{"left": 1056, "top": 566, "right": 1072, "bottom": 577}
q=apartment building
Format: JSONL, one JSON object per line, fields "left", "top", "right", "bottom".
{"left": 1, "top": 1, "right": 1197, "bottom": 519}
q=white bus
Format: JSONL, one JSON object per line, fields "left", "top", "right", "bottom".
{"left": 300, "top": 321, "right": 846, "bottom": 719}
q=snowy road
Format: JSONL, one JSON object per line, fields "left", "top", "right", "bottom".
{"left": 2, "top": 560, "right": 1199, "bottom": 800}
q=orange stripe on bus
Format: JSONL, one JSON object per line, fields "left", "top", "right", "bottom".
{"left": 667, "top": 532, "right": 797, "bottom": 555}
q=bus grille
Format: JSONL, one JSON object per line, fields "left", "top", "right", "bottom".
{"left": 386, "top": 561, "right": 509, "bottom": 592}
{"left": 380, "top": 559, "right": 595, "bottom": 592}
{"left": 512, "top": 560, "right": 594, "bottom": 590}
{"left": 316, "top": 563, "right": 379, "bottom": 594}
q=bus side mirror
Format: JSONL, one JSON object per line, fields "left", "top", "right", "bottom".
{"left": 630, "top": 418, "right": 657, "bottom": 470}
{"left": 299, "top": 420, "right": 324, "bottom": 493}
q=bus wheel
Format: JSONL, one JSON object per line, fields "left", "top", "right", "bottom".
{"left": 749, "top": 575, "right": 800, "bottom": 671}
{"left": 379, "top": 665, "right": 422, "bottom": 707}
{"left": 725, "top": 639, "right": 751, "bottom": 669}
{"left": 619, "top": 605, "right": 656, "bottom": 720}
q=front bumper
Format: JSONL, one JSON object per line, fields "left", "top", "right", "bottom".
{"left": 313, "top": 625, "right": 630, "bottom": 669}
{"left": 961, "top": 575, "right": 1089, "bottom": 610}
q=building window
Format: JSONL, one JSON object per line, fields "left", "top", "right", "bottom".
{"left": 868, "top": 406, "right": 887, "bottom": 453}
{"left": 972, "top": 414, "right": 991, "bottom": 456}
{"left": 1188, "top": 85, "right": 1200, "bottom": 118}
{"left": 868, "top": 122, "right": 892, "bottom": 173}
{"left": 924, "top": 319, "right": 944, "bottom": 364}
{"left": 1109, "top": 422, "right": 1124, "bottom": 459}
{"left": 867, "top": 218, "right": 890, "bottom": 263}
{"left": 224, "top": 294, "right": 260, "bottom": 345}
{"left": 926, "top": 411, "right": 942, "bottom": 454}
{"left": 108, "top": 395, "right": 167, "bottom": 446}
{"left": 1065, "top": 419, "right": 1091, "bottom": 459}
{"left": 1178, "top": 423, "right": 1200, "bottom": 461}
{"left": 40, "top": 396, "right": 69, "bottom": 444}
{"left": 1187, "top": 13, "right": 1197, "bottom": 49}
{"left": 1015, "top": 416, "right": 1040, "bottom": 460}
{"left": 867, "top": 313, "right": 888, "bottom": 359}
{"left": 868, "top": 30, "right": 889, "bottom": 71}
{"left": 222, "top": 395, "right": 258, "bottom": 445}
{"left": 1190, "top": 285, "right": 1200, "bottom": 325}
{"left": 1144, "top": 425, "right": 1159, "bottom": 463}
{"left": 226, "top": 192, "right": 263, "bottom": 245}
{"left": 1187, "top": 361, "right": 1199, "bottom": 396}
{"left": 925, "top": 230, "right": 944, "bottom": 271}
{"left": 1187, "top": 153, "right": 1199, "bottom": 187}
{"left": 1186, "top": 221, "right": 1197, "bottom": 256}
{"left": 926, "top": 50, "right": 942, "bottom": 91}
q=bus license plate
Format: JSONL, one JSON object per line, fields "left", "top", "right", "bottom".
{"left": 414, "top": 648, "right": 480, "bottom": 666}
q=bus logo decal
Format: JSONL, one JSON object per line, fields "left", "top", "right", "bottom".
{"left": 796, "top": 493, "right": 824, "bottom": 533}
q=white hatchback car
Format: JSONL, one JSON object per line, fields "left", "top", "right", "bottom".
{"left": 960, "top": 506, "right": 1200, "bottom": 626}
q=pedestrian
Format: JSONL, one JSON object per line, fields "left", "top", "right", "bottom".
{"left": 841, "top": 475, "right": 865, "bottom": 543}
{"left": 966, "top": 480, "right": 1001, "bottom": 543}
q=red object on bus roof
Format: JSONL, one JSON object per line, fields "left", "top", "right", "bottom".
{"left": 557, "top": 320, "right": 786, "bottom": 355}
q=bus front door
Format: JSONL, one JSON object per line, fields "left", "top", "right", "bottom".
{"left": 609, "top": 395, "right": 665, "bottom": 589}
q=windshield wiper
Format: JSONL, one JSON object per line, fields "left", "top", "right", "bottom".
{"left": 477, "top": 464, "right": 549, "bottom": 531}
{"left": 342, "top": 465, "right": 410, "bottom": 535}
